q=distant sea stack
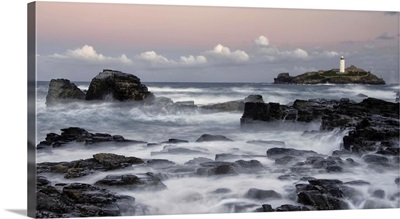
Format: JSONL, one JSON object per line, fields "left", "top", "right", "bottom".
{"left": 274, "top": 56, "right": 385, "bottom": 85}
{"left": 85, "top": 69, "right": 154, "bottom": 101}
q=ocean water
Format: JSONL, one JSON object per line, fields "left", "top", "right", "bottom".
{"left": 35, "top": 82, "right": 400, "bottom": 214}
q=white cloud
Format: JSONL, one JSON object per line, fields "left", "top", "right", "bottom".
{"left": 254, "top": 36, "right": 269, "bottom": 46}
{"left": 280, "top": 48, "right": 309, "bottom": 59}
{"left": 180, "top": 55, "right": 207, "bottom": 65}
{"left": 206, "top": 44, "right": 249, "bottom": 62}
{"left": 137, "top": 51, "right": 173, "bottom": 65}
{"left": 50, "top": 45, "right": 133, "bottom": 65}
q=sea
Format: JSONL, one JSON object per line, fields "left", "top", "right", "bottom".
{"left": 35, "top": 82, "right": 400, "bottom": 214}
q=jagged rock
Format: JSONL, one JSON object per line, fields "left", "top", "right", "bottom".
{"left": 36, "top": 177, "right": 142, "bottom": 217}
{"left": 241, "top": 102, "right": 290, "bottom": 123}
{"left": 94, "top": 173, "right": 166, "bottom": 191}
{"left": 85, "top": 69, "right": 153, "bottom": 101}
{"left": 244, "top": 94, "right": 264, "bottom": 103}
{"left": 37, "top": 127, "right": 145, "bottom": 149}
{"left": 274, "top": 73, "right": 294, "bottom": 84}
{"left": 46, "top": 79, "right": 85, "bottom": 106}
{"left": 195, "top": 134, "right": 233, "bottom": 142}
{"left": 245, "top": 188, "right": 282, "bottom": 200}
{"left": 37, "top": 153, "right": 144, "bottom": 178}
{"left": 275, "top": 204, "right": 310, "bottom": 211}
{"left": 295, "top": 179, "right": 357, "bottom": 210}
{"left": 266, "top": 147, "right": 319, "bottom": 159}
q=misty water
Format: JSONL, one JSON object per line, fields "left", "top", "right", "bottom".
{"left": 36, "top": 82, "right": 400, "bottom": 214}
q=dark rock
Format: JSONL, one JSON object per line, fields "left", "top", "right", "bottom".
{"left": 275, "top": 156, "right": 298, "bottom": 165}
{"left": 94, "top": 173, "right": 166, "bottom": 191}
{"left": 146, "top": 159, "right": 176, "bottom": 168}
{"left": 162, "top": 138, "right": 189, "bottom": 144}
{"left": 85, "top": 69, "right": 153, "bottom": 101}
{"left": 37, "top": 127, "right": 144, "bottom": 149}
{"left": 372, "top": 189, "right": 385, "bottom": 199}
{"left": 295, "top": 179, "right": 353, "bottom": 210}
{"left": 275, "top": 204, "right": 310, "bottom": 211}
{"left": 266, "top": 147, "right": 318, "bottom": 159}
{"left": 195, "top": 134, "right": 233, "bottom": 142}
{"left": 201, "top": 100, "right": 244, "bottom": 112}
{"left": 241, "top": 102, "right": 290, "bottom": 123}
{"left": 46, "top": 79, "right": 85, "bottom": 106}
{"left": 273, "top": 72, "right": 294, "bottom": 84}
{"left": 362, "top": 154, "right": 389, "bottom": 164}
{"left": 234, "top": 160, "right": 263, "bottom": 169}
{"left": 211, "top": 188, "right": 232, "bottom": 194}
{"left": 357, "top": 93, "right": 368, "bottom": 98}
{"left": 36, "top": 176, "right": 141, "bottom": 217}
{"left": 37, "top": 153, "right": 144, "bottom": 178}
{"left": 184, "top": 157, "right": 214, "bottom": 165}
{"left": 215, "top": 153, "right": 242, "bottom": 161}
{"left": 325, "top": 165, "right": 343, "bottom": 172}
{"left": 244, "top": 94, "right": 264, "bottom": 103}
{"left": 196, "top": 162, "right": 238, "bottom": 176}
{"left": 261, "top": 204, "right": 274, "bottom": 212}
{"left": 245, "top": 188, "right": 282, "bottom": 200}
{"left": 395, "top": 177, "right": 400, "bottom": 185}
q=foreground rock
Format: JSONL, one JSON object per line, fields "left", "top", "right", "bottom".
{"left": 36, "top": 176, "right": 146, "bottom": 217}
{"left": 46, "top": 79, "right": 85, "bottom": 105}
{"left": 295, "top": 179, "right": 360, "bottom": 210}
{"left": 85, "top": 69, "right": 154, "bottom": 101}
{"left": 37, "top": 127, "right": 145, "bottom": 149}
{"left": 37, "top": 153, "right": 144, "bottom": 178}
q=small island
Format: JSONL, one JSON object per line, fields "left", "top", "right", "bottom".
{"left": 274, "top": 56, "right": 385, "bottom": 85}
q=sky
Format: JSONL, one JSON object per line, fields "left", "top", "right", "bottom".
{"left": 35, "top": 2, "right": 399, "bottom": 83}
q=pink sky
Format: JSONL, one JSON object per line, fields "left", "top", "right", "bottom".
{"left": 37, "top": 2, "right": 398, "bottom": 49}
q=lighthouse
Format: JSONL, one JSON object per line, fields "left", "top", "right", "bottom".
{"left": 339, "top": 56, "right": 345, "bottom": 73}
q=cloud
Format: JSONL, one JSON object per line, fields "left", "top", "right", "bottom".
{"left": 206, "top": 44, "right": 250, "bottom": 63}
{"left": 137, "top": 51, "right": 173, "bottom": 64}
{"left": 51, "top": 45, "right": 133, "bottom": 65}
{"left": 180, "top": 55, "right": 207, "bottom": 65}
{"left": 311, "top": 50, "right": 339, "bottom": 58}
{"left": 254, "top": 36, "right": 269, "bottom": 46}
{"left": 376, "top": 33, "right": 395, "bottom": 40}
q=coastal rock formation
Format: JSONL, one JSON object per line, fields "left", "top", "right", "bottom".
{"left": 85, "top": 69, "right": 154, "bottom": 101}
{"left": 241, "top": 96, "right": 399, "bottom": 155}
{"left": 37, "top": 127, "right": 146, "bottom": 149}
{"left": 201, "top": 94, "right": 264, "bottom": 112}
{"left": 36, "top": 177, "right": 144, "bottom": 218}
{"left": 46, "top": 79, "right": 85, "bottom": 105}
{"left": 274, "top": 66, "right": 385, "bottom": 85}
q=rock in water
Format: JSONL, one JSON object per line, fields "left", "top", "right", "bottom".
{"left": 46, "top": 79, "right": 85, "bottom": 105}
{"left": 85, "top": 69, "right": 153, "bottom": 101}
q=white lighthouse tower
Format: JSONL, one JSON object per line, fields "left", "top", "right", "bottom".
{"left": 339, "top": 56, "right": 345, "bottom": 73}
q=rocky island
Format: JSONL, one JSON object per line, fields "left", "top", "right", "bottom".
{"left": 274, "top": 65, "right": 385, "bottom": 85}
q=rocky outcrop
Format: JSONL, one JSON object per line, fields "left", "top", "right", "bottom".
{"left": 94, "top": 173, "right": 167, "bottom": 191}
{"left": 46, "top": 79, "right": 85, "bottom": 105}
{"left": 241, "top": 96, "right": 399, "bottom": 155}
{"left": 200, "top": 94, "right": 264, "bottom": 112}
{"left": 37, "top": 153, "right": 144, "bottom": 178}
{"left": 85, "top": 69, "right": 154, "bottom": 101}
{"left": 245, "top": 188, "right": 282, "bottom": 200}
{"left": 37, "top": 127, "right": 145, "bottom": 149}
{"left": 36, "top": 176, "right": 145, "bottom": 218}
{"left": 195, "top": 134, "right": 233, "bottom": 142}
{"left": 274, "top": 67, "right": 385, "bottom": 85}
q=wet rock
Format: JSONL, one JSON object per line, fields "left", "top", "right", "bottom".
{"left": 161, "top": 138, "right": 189, "bottom": 144}
{"left": 85, "top": 69, "right": 153, "bottom": 101}
{"left": 275, "top": 156, "right": 298, "bottom": 165}
{"left": 37, "top": 127, "right": 145, "bottom": 149}
{"left": 325, "top": 165, "right": 343, "bottom": 172}
{"left": 94, "top": 173, "right": 166, "bottom": 191}
{"left": 395, "top": 177, "right": 400, "bottom": 185}
{"left": 357, "top": 93, "right": 368, "bottom": 98}
{"left": 234, "top": 160, "right": 263, "bottom": 169}
{"left": 372, "top": 189, "right": 385, "bottom": 199}
{"left": 36, "top": 177, "right": 141, "bottom": 217}
{"left": 201, "top": 100, "right": 244, "bottom": 112}
{"left": 275, "top": 204, "right": 310, "bottom": 211}
{"left": 266, "top": 147, "right": 318, "bottom": 159}
{"left": 195, "top": 134, "right": 233, "bottom": 142}
{"left": 362, "top": 154, "right": 389, "bottom": 164}
{"left": 146, "top": 159, "right": 176, "bottom": 168}
{"left": 245, "top": 188, "right": 282, "bottom": 200}
{"left": 241, "top": 102, "right": 290, "bottom": 123}
{"left": 196, "top": 162, "right": 238, "bottom": 176}
{"left": 46, "top": 79, "right": 85, "bottom": 106}
{"left": 184, "top": 157, "right": 214, "bottom": 165}
{"left": 296, "top": 179, "right": 353, "bottom": 210}
{"left": 37, "top": 153, "right": 144, "bottom": 178}
{"left": 244, "top": 94, "right": 264, "bottom": 103}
